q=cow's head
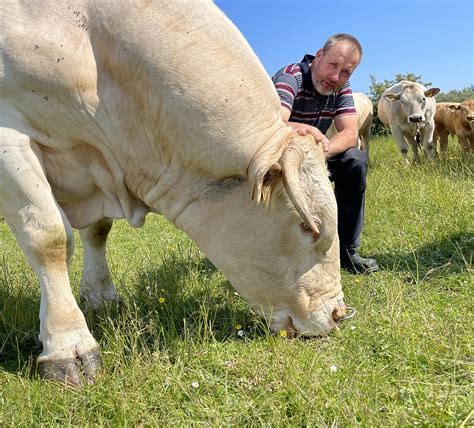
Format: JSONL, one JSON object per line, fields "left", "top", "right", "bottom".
{"left": 384, "top": 84, "right": 440, "bottom": 124}
{"left": 185, "top": 133, "right": 345, "bottom": 337}
{"left": 448, "top": 99, "right": 474, "bottom": 131}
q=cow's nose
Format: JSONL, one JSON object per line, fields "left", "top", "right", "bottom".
{"left": 332, "top": 306, "right": 346, "bottom": 322}
{"left": 409, "top": 115, "right": 423, "bottom": 123}
{"left": 466, "top": 116, "right": 474, "bottom": 122}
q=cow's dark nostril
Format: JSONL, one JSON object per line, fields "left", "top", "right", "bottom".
{"left": 332, "top": 307, "right": 345, "bottom": 322}
{"left": 409, "top": 115, "right": 423, "bottom": 123}
{"left": 284, "top": 316, "right": 297, "bottom": 336}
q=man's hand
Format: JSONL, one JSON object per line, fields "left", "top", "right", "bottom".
{"left": 285, "top": 121, "right": 330, "bottom": 153}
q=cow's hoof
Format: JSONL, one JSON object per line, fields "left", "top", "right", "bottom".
{"left": 38, "top": 349, "right": 102, "bottom": 387}
{"left": 80, "top": 292, "right": 122, "bottom": 312}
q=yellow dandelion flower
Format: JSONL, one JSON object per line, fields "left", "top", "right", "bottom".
{"left": 279, "top": 329, "right": 288, "bottom": 338}
{"left": 159, "top": 297, "right": 166, "bottom": 304}
{"left": 235, "top": 324, "right": 242, "bottom": 330}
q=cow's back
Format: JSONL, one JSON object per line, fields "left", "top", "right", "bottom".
{"left": 325, "top": 92, "right": 372, "bottom": 145}
{"left": 0, "top": 0, "right": 285, "bottom": 180}
{"left": 354, "top": 93, "right": 373, "bottom": 135}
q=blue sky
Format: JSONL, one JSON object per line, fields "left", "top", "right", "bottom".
{"left": 214, "top": 0, "right": 473, "bottom": 94}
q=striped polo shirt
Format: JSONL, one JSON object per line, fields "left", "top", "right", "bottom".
{"left": 272, "top": 54, "right": 356, "bottom": 135}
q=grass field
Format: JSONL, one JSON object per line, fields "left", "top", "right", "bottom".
{"left": 0, "top": 136, "right": 472, "bottom": 426}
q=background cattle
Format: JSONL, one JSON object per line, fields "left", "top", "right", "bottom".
{"left": 0, "top": 0, "right": 346, "bottom": 386}
{"left": 326, "top": 92, "right": 373, "bottom": 160}
{"left": 434, "top": 100, "right": 474, "bottom": 155}
{"left": 378, "top": 81, "right": 440, "bottom": 164}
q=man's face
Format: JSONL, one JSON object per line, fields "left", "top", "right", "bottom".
{"left": 310, "top": 42, "right": 360, "bottom": 95}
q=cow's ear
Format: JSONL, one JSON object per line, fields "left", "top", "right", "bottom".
{"left": 251, "top": 163, "right": 282, "bottom": 204}
{"left": 384, "top": 93, "right": 400, "bottom": 101}
{"left": 260, "top": 163, "right": 282, "bottom": 204}
{"left": 425, "top": 88, "right": 440, "bottom": 97}
{"left": 263, "top": 163, "right": 282, "bottom": 186}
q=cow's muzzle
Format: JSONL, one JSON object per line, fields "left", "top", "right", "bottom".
{"left": 333, "top": 306, "right": 356, "bottom": 323}
{"left": 409, "top": 114, "right": 423, "bottom": 123}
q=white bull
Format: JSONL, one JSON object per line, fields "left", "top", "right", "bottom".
{"left": 378, "top": 81, "right": 440, "bottom": 163}
{"left": 326, "top": 92, "right": 373, "bottom": 158}
{"left": 0, "top": 0, "right": 346, "bottom": 385}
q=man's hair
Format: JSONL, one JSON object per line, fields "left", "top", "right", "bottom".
{"left": 322, "top": 33, "right": 363, "bottom": 60}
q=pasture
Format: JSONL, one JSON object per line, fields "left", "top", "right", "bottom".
{"left": 0, "top": 136, "right": 472, "bottom": 426}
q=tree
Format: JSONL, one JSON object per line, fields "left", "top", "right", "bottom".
{"left": 368, "top": 73, "right": 431, "bottom": 136}
{"left": 435, "top": 85, "right": 474, "bottom": 102}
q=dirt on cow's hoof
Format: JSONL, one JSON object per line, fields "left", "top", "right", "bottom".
{"left": 38, "top": 350, "right": 102, "bottom": 388}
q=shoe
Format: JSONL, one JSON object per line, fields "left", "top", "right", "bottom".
{"left": 341, "top": 250, "right": 379, "bottom": 274}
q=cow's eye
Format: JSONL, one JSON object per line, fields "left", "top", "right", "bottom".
{"left": 300, "top": 222, "right": 313, "bottom": 234}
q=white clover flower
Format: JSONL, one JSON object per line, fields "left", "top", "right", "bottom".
{"left": 191, "top": 381, "right": 200, "bottom": 389}
{"left": 329, "top": 365, "right": 338, "bottom": 373}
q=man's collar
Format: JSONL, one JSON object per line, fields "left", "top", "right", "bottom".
{"left": 300, "top": 54, "right": 316, "bottom": 92}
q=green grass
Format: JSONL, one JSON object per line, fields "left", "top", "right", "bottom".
{"left": 0, "top": 137, "right": 472, "bottom": 426}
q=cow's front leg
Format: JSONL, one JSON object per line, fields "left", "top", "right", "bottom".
{"left": 458, "top": 135, "right": 473, "bottom": 155}
{"left": 422, "top": 123, "right": 436, "bottom": 159}
{"left": 391, "top": 126, "right": 410, "bottom": 164}
{"left": 407, "top": 133, "right": 420, "bottom": 163}
{"left": 0, "top": 129, "right": 100, "bottom": 386}
{"left": 436, "top": 130, "right": 448, "bottom": 155}
{"left": 79, "top": 218, "right": 120, "bottom": 309}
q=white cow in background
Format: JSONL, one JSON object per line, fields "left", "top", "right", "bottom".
{"left": 0, "top": 0, "right": 347, "bottom": 386}
{"left": 326, "top": 92, "right": 373, "bottom": 159}
{"left": 378, "top": 81, "right": 440, "bottom": 163}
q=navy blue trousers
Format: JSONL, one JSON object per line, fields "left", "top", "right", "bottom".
{"left": 326, "top": 148, "right": 368, "bottom": 253}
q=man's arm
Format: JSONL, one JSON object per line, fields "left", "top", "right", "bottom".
{"left": 280, "top": 107, "right": 330, "bottom": 152}
{"left": 326, "top": 114, "right": 358, "bottom": 157}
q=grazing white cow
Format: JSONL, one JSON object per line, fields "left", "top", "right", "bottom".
{"left": 434, "top": 100, "right": 474, "bottom": 155}
{"left": 0, "top": 0, "right": 347, "bottom": 385}
{"left": 326, "top": 93, "right": 373, "bottom": 158}
{"left": 378, "top": 81, "right": 440, "bottom": 163}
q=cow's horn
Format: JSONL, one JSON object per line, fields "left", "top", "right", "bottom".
{"left": 280, "top": 143, "right": 321, "bottom": 238}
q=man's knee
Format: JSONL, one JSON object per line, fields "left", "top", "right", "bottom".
{"left": 341, "top": 148, "right": 368, "bottom": 187}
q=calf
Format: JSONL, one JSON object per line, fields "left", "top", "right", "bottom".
{"left": 434, "top": 99, "right": 474, "bottom": 155}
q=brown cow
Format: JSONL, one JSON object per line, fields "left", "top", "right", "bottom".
{"left": 434, "top": 99, "right": 474, "bottom": 155}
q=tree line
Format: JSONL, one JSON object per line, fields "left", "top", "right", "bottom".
{"left": 367, "top": 73, "right": 474, "bottom": 136}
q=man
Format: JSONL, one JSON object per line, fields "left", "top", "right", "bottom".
{"left": 272, "top": 33, "right": 378, "bottom": 274}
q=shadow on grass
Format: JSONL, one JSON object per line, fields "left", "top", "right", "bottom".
{"left": 371, "top": 231, "right": 472, "bottom": 280}
{"left": 88, "top": 254, "right": 262, "bottom": 349}
{"left": 0, "top": 254, "right": 262, "bottom": 376}
{"left": 1, "top": 230, "right": 471, "bottom": 377}
{"left": 0, "top": 286, "right": 40, "bottom": 374}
